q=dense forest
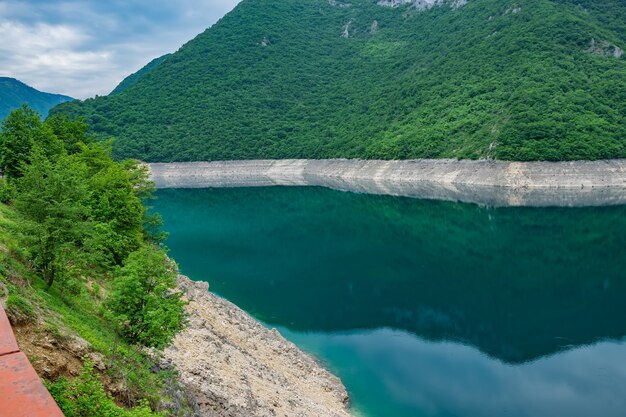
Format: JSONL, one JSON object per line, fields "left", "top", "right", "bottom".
{"left": 53, "top": 0, "right": 626, "bottom": 162}
{"left": 0, "top": 106, "right": 191, "bottom": 416}
{"left": 109, "top": 55, "right": 171, "bottom": 96}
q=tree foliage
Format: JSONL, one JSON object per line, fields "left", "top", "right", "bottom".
{"left": 0, "top": 104, "right": 62, "bottom": 178}
{"left": 106, "top": 246, "right": 186, "bottom": 349}
{"left": 5, "top": 112, "right": 148, "bottom": 285}
{"left": 15, "top": 152, "right": 91, "bottom": 286}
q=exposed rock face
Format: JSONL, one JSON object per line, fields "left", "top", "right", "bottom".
{"left": 451, "top": 0, "right": 468, "bottom": 9}
{"left": 341, "top": 20, "right": 353, "bottom": 38}
{"left": 586, "top": 38, "right": 624, "bottom": 59}
{"left": 149, "top": 159, "right": 626, "bottom": 207}
{"left": 370, "top": 20, "right": 379, "bottom": 34}
{"left": 377, "top": 0, "right": 469, "bottom": 11}
{"left": 163, "top": 276, "right": 351, "bottom": 417}
{"left": 328, "top": 0, "right": 351, "bottom": 7}
{"left": 504, "top": 5, "right": 522, "bottom": 14}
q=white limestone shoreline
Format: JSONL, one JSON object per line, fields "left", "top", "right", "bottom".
{"left": 163, "top": 276, "right": 352, "bottom": 417}
{"left": 149, "top": 159, "right": 626, "bottom": 207}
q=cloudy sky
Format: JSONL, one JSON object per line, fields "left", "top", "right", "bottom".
{"left": 0, "top": 0, "right": 240, "bottom": 99}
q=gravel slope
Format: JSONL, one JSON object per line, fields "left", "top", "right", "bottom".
{"left": 162, "top": 276, "right": 352, "bottom": 417}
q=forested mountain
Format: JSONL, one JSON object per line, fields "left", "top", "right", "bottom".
{"left": 0, "top": 78, "right": 73, "bottom": 121}
{"left": 53, "top": 0, "right": 626, "bottom": 162}
{"left": 109, "top": 54, "right": 171, "bottom": 95}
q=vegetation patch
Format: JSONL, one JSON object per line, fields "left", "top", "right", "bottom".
{"left": 5, "top": 293, "right": 36, "bottom": 324}
{"left": 0, "top": 106, "right": 195, "bottom": 416}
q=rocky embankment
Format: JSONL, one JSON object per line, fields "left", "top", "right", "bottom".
{"left": 162, "top": 276, "right": 351, "bottom": 417}
{"left": 149, "top": 159, "right": 626, "bottom": 207}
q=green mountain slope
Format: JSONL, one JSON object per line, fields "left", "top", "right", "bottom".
{"left": 53, "top": 0, "right": 626, "bottom": 162}
{"left": 110, "top": 54, "right": 171, "bottom": 95}
{"left": 1, "top": 78, "right": 73, "bottom": 121}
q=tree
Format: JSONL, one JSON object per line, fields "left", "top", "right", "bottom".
{"left": 70, "top": 143, "right": 151, "bottom": 266}
{"left": 120, "top": 159, "right": 169, "bottom": 246}
{"left": 0, "top": 106, "right": 94, "bottom": 179}
{"left": 0, "top": 105, "right": 61, "bottom": 178}
{"left": 88, "top": 158, "right": 145, "bottom": 265}
{"left": 44, "top": 113, "right": 92, "bottom": 155}
{"left": 106, "top": 246, "right": 186, "bottom": 348}
{"left": 15, "top": 152, "right": 91, "bottom": 286}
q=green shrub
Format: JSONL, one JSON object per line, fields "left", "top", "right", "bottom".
{"left": 5, "top": 293, "right": 36, "bottom": 324}
{"left": 46, "top": 360, "right": 164, "bottom": 417}
{"left": 0, "top": 179, "right": 16, "bottom": 203}
{"left": 91, "top": 282, "right": 102, "bottom": 300}
{"left": 106, "top": 246, "right": 186, "bottom": 349}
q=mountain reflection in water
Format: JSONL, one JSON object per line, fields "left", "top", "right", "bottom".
{"left": 154, "top": 186, "right": 626, "bottom": 417}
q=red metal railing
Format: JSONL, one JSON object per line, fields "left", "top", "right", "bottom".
{"left": 0, "top": 305, "right": 64, "bottom": 417}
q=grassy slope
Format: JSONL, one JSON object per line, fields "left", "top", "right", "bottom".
{"left": 0, "top": 201, "right": 189, "bottom": 415}
{"left": 53, "top": 0, "right": 626, "bottom": 162}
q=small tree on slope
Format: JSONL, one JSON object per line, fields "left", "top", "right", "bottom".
{"left": 106, "top": 246, "right": 186, "bottom": 349}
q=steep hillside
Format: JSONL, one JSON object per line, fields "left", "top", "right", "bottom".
{"left": 53, "top": 0, "right": 626, "bottom": 162}
{"left": 110, "top": 54, "right": 171, "bottom": 95}
{"left": 0, "top": 78, "right": 73, "bottom": 121}
{"left": 0, "top": 108, "right": 195, "bottom": 416}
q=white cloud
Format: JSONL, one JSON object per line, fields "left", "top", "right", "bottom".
{"left": 0, "top": 0, "right": 241, "bottom": 99}
{"left": 0, "top": 20, "right": 88, "bottom": 49}
{"left": 0, "top": 19, "right": 111, "bottom": 97}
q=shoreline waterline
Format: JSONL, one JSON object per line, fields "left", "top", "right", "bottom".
{"left": 148, "top": 159, "right": 626, "bottom": 207}
{"left": 164, "top": 275, "right": 353, "bottom": 417}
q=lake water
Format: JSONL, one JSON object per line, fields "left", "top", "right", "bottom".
{"left": 154, "top": 187, "right": 626, "bottom": 417}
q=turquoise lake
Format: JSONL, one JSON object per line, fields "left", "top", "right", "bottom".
{"left": 154, "top": 187, "right": 626, "bottom": 417}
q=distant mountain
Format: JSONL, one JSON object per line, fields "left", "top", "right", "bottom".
{"left": 53, "top": 0, "right": 626, "bottom": 162}
{"left": 110, "top": 54, "right": 171, "bottom": 95}
{"left": 0, "top": 78, "right": 73, "bottom": 121}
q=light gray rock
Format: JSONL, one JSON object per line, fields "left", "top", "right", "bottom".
{"left": 149, "top": 159, "right": 626, "bottom": 207}
{"left": 377, "top": 0, "right": 469, "bottom": 11}
{"left": 328, "top": 0, "right": 351, "bottom": 8}
{"left": 585, "top": 38, "right": 624, "bottom": 59}
{"left": 341, "top": 20, "right": 353, "bottom": 38}
{"left": 163, "top": 276, "right": 351, "bottom": 417}
{"left": 370, "top": 20, "right": 379, "bottom": 34}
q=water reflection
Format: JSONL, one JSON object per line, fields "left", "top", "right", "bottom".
{"left": 281, "top": 328, "right": 626, "bottom": 417}
{"left": 155, "top": 187, "right": 626, "bottom": 363}
{"left": 154, "top": 186, "right": 626, "bottom": 416}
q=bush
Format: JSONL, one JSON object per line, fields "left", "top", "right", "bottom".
{"left": 5, "top": 293, "right": 36, "bottom": 324}
{"left": 47, "top": 360, "right": 164, "bottom": 417}
{"left": 106, "top": 246, "right": 186, "bottom": 349}
{"left": 0, "top": 179, "right": 16, "bottom": 203}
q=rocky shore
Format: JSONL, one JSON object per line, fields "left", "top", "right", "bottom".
{"left": 162, "top": 276, "right": 351, "bottom": 417}
{"left": 149, "top": 159, "right": 626, "bottom": 207}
